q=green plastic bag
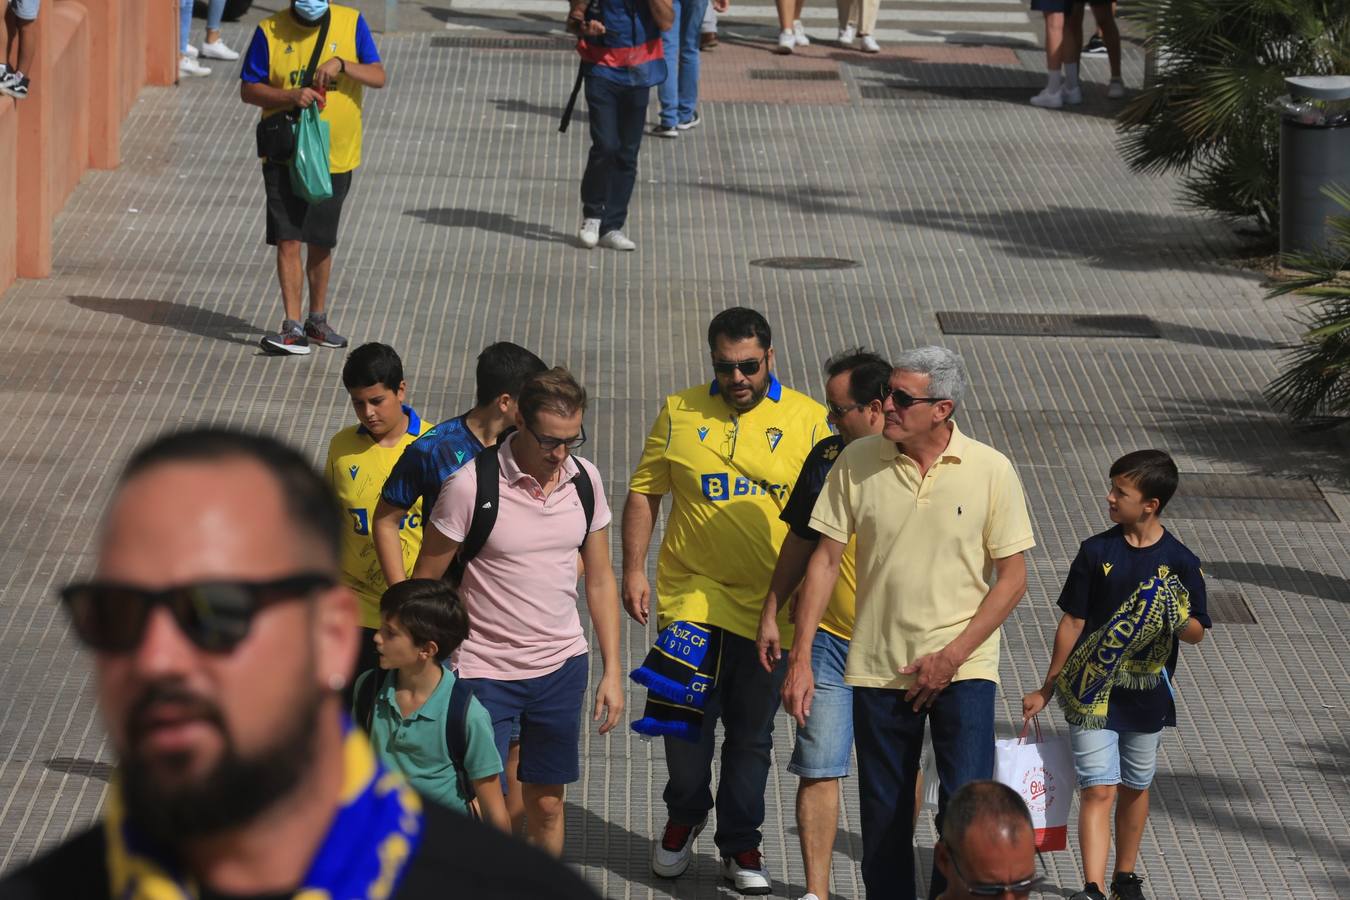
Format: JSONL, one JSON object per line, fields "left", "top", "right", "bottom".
{"left": 289, "top": 104, "right": 333, "bottom": 204}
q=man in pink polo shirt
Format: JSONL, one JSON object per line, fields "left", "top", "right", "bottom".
{"left": 412, "top": 368, "right": 623, "bottom": 858}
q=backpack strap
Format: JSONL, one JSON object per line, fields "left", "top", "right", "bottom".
{"left": 445, "top": 444, "right": 503, "bottom": 583}
{"left": 568, "top": 464, "right": 596, "bottom": 550}
{"left": 446, "top": 674, "right": 478, "bottom": 812}
{"left": 354, "top": 667, "right": 383, "bottom": 733}
{"left": 300, "top": 11, "right": 331, "bottom": 89}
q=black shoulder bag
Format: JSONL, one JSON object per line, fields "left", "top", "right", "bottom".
{"left": 255, "top": 11, "right": 331, "bottom": 163}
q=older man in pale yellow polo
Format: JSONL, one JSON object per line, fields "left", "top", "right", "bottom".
{"left": 782, "top": 346, "right": 1035, "bottom": 900}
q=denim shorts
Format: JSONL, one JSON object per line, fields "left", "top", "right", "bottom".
{"left": 460, "top": 653, "right": 588, "bottom": 786}
{"left": 1069, "top": 725, "right": 1162, "bottom": 790}
{"left": 788, "top": 630, "right": 854, "bottom": 779}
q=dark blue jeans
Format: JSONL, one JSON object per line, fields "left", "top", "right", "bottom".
{"left": 663, "top": 630, "right": 787, "bottom": 855}
{"left": 580, "top": 74, "right": 649, "bottom": 234}
{"left": 853, "top": 679, "right": 996, "bottom": 899}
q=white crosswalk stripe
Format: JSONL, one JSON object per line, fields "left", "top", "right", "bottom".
{"left": 444, "top": 0, "right": 1040, "bottom": 45}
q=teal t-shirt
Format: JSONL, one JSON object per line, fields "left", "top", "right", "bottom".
{"left": 353, "top": 667, "right": 502, "bottom": 814}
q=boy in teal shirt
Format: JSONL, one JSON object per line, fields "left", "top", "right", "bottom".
{"left": 354, "top": 579, "right": 510, "bottom": 831}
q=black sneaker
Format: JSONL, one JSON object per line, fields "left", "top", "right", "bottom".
{"left": 677, "top": 111, "right": 702, "bottom": 130}
{"left": 1110, "top": 872, "right": 1146, "bottom": 900}
{"left": 260, "top": 319, "right": 311, "bottom": 355}
{"left": 1084, "top": 33, "right": 1107, "bottom": 54}
{"left": 1071, "top": 885, "right": 1108, "bottom": 900}
{"left": 0, "top": 72, "right": 30, "bottom": 99}
{"left": 650, "top": 123, "right": 679, "bottom": 139}
{"left": 304, "top": 314, "right": 348, "bottom": 348}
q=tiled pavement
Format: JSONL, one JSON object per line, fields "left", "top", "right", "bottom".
{"left": 0, "top": 3, "right": 1347, "bottom": 898}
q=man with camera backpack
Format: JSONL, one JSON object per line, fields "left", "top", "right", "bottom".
{"left": 240, "top": 0, "right": 387, "bottom": 356}
{"left": 566, "top": 0, "right": 674, "bottom": 251}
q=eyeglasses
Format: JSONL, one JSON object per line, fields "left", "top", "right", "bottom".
{"left": 886, "top": 388, "right": 946, "bottom": 409}
{"left": 948, "top": 848, "right": 1044, "bottom": 897}
{"left": 525, "top": 421, "right": 587, "bottom": 452}
{"left": 827, "top": 400, "right": 870, "bottom": 418}
{"left": 712, "top": 357, "right": 765, "bottom": 377}
{"left": 59, "top": 574, "right": 334, "bottom": 654}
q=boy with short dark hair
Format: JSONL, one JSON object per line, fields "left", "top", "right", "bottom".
{"left": 325, "top": 342, "right": 425, "bottom": 682}
{"left": 355, "top": 579, "right": 510, "bottom": 831}
{"left": 1023, "top": 450, "right": 1211, "bottom": 900}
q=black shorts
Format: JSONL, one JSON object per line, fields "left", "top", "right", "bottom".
{"left": 262, "top": 162, "right": 353, "bottom": 249}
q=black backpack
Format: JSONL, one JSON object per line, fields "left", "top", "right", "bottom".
{"left": 354, "top": 668, "right": 479, "bottom": 815}
{"left": 445, "top": 440, "right": 596, "bottom": 584}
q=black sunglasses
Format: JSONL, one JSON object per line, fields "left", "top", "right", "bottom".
{"left": 712, "top": 357, "right": 765, "bottom": 377}
{"left": 886, "top": 387, "right": 946, "bottom": 409}
{"left": 948, "top": 849, "right": 1044, "bottom": 897}
{"left": 526, "top": 421, "right": 587, "bottom": 452}
{"left": 827, "top": 400, "right": 871, "bottom": 418}
{"left": 59, "top": 574, "right": 334, "bottom": 654}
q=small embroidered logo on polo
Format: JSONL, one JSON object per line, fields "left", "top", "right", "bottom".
{"left": 330, "top": 42, "right": 338, "bottom": 52}
{"left": 765, "top": 427, "right": 783, "bottom": 452}
{"left": 823, "top": 444, "right": 840, "bottom": 461}
{"left": 697, "top": 426, "right": 709, "bottom": 442}
{"left": 957, "top": 506, "right": 962, "bottom": 516}
{"left": 454, "top": 450, "right": 466, "bottom": 463}
{"left": 348, "top": 465, "right": 359, "bottom": 481}
{"left": 481, "top": 501, "right": 492, "bottom": 509}
{"left": 285, "top": 44, "right": 295, "bottom": 54}
{"left": 1102, "top": 562, "right": 1113, "bottom": 576}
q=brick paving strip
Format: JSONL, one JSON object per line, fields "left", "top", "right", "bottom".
{"left": 0, "top": 4, "right": 1345, "bottom": 898}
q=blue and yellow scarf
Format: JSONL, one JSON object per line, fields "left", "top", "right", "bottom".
{"left": 631, "top": 621, "right": 723, "bottom": 743}
{"left": 104, "top": 723, "right": 425, "bottom": 899}
{"left": 1057, "top": 565, "right": 1191, "bottom": 729}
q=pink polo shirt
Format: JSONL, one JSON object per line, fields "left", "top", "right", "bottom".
{"left": 428, "top": 433, "right": 611, "bottom": 680}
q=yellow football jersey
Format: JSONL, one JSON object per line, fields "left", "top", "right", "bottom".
{"left": 326, "top": 408, "right": 424, "bottom": 629}
{"left": 629, "top": 377, "right": 830, "bottom": 645}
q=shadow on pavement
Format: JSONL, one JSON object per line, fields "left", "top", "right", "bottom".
{"left": 1208, "top": 561, "right": 1350, "bottom": 605}
{"left": 68, "top": 296, "right": 258, "bottom": 347}
{"left": 405, "top": 207, "right": 571, "bottom": 245}
{"left": 45, "top": 757, "right": 114, "bottom": 782}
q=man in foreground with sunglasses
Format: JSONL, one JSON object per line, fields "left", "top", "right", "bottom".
{"left": 935, "top": 781, "right": 1041, "bottom": 899}
{"left": 783, "top": 346, "right": 1036, "bottom": 899}
{"left": 0, "top": 428, "right": 600, "bottom": 899}
{"left": 413, "top": 368, "right": 624, "bottom": 859}
{"left": 622, "top": 307, "right": 829, "bottom": 893}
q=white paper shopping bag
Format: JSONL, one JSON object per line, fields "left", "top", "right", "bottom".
{"left": 994, "top": 716, "right": 1075, "bottom": 851}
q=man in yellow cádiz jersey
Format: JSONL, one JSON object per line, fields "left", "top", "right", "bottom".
{"left": 622, "top": 307, "right": 829, "bottom": 895}
{"left": 325, "top": 343, "right": 424, "bottom": 690}
{"left": 240, "top": 0, "right": 386, "bottom": 357}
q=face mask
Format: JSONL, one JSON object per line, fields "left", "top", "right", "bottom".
{"left": 292, "top": 0, "right": 329, "bottom": 23}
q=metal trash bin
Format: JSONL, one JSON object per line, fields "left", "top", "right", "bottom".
{"left": 1279, "top": 75, "right": 1350, "bottom": 259}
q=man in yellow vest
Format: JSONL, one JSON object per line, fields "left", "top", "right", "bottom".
{"left": 240, "top": 0, "right": 386, "bottom": 356}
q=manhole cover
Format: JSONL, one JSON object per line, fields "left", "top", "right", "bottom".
{"left": 936, "top": 312, "right": 1160, "bottom": 338}
{"left": 430, "top": 36, "right": 573, "bottom": 50}
{"left": 750, "top": 257, "right": 859, "bottom": 270}
{"left": 749, "top": 69, "right": 841, "bottom": 81}
{"left": 1205, "top": 590, "right": 1256, "bottom": 625}
{"left": 1168, "top": 473, "right": 1337, "bottom": 523}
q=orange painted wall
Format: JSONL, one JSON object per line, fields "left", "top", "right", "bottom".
{"left": 0, "top": 0, "right": 176, "bottom": 287}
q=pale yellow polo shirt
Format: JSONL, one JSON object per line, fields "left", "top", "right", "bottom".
{"left": 808, "top": 423, "right": 1035, "bottom": 689}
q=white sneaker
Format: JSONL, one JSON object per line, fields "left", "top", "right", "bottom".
{"left": 179, "top": 56, "right": 212, "bottom": 78}
{"left": 1029, "top": 87, "right": 1063, "bottom": 108}
{"left": 798, "top": 895, "right": 822, "bottom": 900}
{"left": 1063, "top": 85, "right": 1083, "bottom": 105}
{"left": 774, "top": 29, "right": 795, "bottom": 54}
{"left": 721, "top": 850, "right": 772, "bottom": 895}
{"left": 652, "top": 819, "right": 705, "bottom": 878}
{"left": 184, "top": 44, "right": 199, "bottom": 58}
{"left": 792, "top": 20, "right": 810, "bottom": 45}
{"left": 200, "top": 39, "right": 239, "bottom": 61}
{"left": 837, "top": 24, "right": 855, "bottom": 46}
{"left": 599, "top": 230, "right": 636, "bottom": 251}
{"left": 579, "top": 218, "right": 601, "bottom": 249}
{"left": 1107, "top": 78, "right": 1125, "bottom": 98}
{"left": 859, "top": 34, "right": 880, "bottom": 53}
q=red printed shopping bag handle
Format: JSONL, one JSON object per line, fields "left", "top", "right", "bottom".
{"left": 1018, "top": 714, "right": 1044, "bottom": 744}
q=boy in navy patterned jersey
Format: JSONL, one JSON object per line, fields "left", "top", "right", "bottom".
{"left": 1022, "top": 450, "right": 1211, "bottom": 900}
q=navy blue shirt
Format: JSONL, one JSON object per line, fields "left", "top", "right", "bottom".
{"left": 781, "top": 434, "right": 845, "bottom": 540}
{"left": 1057, "top": 526, "right": 1211, "bottom": 734}
{"left": 380, "top": 413, "right": 486, "bottom": 517}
